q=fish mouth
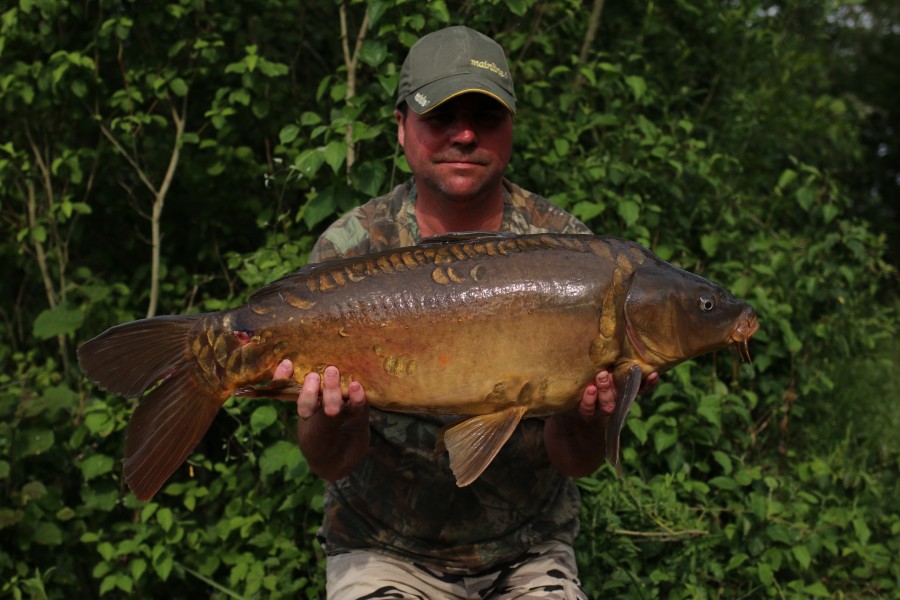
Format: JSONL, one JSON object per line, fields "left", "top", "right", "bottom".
{"left": 731, "top": 308, "right": 760, "bottom": 362}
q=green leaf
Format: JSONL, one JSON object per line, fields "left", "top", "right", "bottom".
{"left": 300, "top": 190, "right": 337, "bottom": 229}
{"left": 250, "top": 405, "right": 278, "bottom": 432}
{"left": 259, "top": 440, "right": 302, "bottom": 476}
{"left": 713, "top": 451, "right": 733, "bottom": 474}
{"left": 33, "top": 304, "right": 84, "bottom": 339}
{"left": 131, "top": 558, "right": 147, "bottom": 581}
{"left": 294, "top": 149, "right": 324, "bottom": 178}
{"left": 726, "top": 553, "right": 748, "bottom": 571}
{"left": 79, "top": 454, "right": 115, "bottom": 481}
{"left": 709, "top": 476, "right": 739, "bottom": 491}
{"left": 853, "top": 517, "right": 871, "bottom": 544}
{"left": 506, "top": 0, "right": 527, "bottom": 17}
{"left": 572, "top": 201, "right": 605, "bottom": 222}
{"left": 367, "top": 1, "right": 390, "bottom": 26}
{"left": 617, "top": 200, "right": 640, "bottom": 226}
{"left": 553, "top": 138, "right": 570, "bottom": 157}
{"left": 796, "top": 185, "right": 816, "bottom": 211}
{"left": 792, "top": 545, "right": 811, "bottom": 569}
{"left": 777, "top": 168, "right": 797, "bottom": 190}
{"left": 0, "top": 508, "right": 24, "bottom": 529}
{"left": 169, "top": 78, "right": 188, "bottom": 97}
{"left": 700, "top": 234, "right": 718, "bottom": 257}
{"left": 653, "top": 428, "right": 678, "bottom": 453}
{"left": 757, "top": 562, "right": 774, "bottom": 586}
{"left": 778, "top": 318, "right": 803, "bottom": 354}
{"left": 279, "top": 124, "right": 300, "bottom": 145}
{"left": 351, "top": 160, "right": 386, "bottom": 198}
{"left": 32, "top": 224, "right": 47, "bottom": 242}
{"left": 157, "top": 508, "right": 174, "bottom": 532}
{"left": 100, "top": 575, "right": 117, "bottom": 595}
{"left": 358, "top": 40, "right": 388, "bottom": 67}
{"left": 323, "top": 140, "right": 347, "bottom": 174}
{"left": 804, "top": 582, "right": 831, "bottom": 597}
{"left": 625, "top": 75, "right": 647, "bottom": 100}
{"left": 15, "top": 429, "right": 55, "bottom": 457}
{"left": 300, "top": 111, "right": 321, "bottom": 126}
{"left": 153, "top": 550, "right": 173, "bottom": 581}
{"left": 33, "top": 522, "right": 63, "bottom": 545}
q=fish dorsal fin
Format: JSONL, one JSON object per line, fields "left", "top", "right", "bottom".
{"left": 437, "top": 405, "right": 528, "bottom": 487}
{"left": 606, "top": 363, "right": 643, "bottom": 477}
{"left": 419, "top": 231, "right": 512, "bottom": 246}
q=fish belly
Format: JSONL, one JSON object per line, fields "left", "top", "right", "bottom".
{"left": 286, "top": 294, "right": 603, "bottom": 417}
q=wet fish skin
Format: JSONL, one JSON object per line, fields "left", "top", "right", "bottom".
{"left": 78, "top": 232, "right": 759, "bottom": 500}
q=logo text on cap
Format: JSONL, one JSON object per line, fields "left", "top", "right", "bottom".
{"left": 470, "top": 59, "right": 508, "bottom": 79}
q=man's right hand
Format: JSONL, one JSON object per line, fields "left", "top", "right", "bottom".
{"left": 276, "top": 359, "right": 370, "bottom": 481}
{"left": 273, "top": 359, "right": 368, "bottom": 419}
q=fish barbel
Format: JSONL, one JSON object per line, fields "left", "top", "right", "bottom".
{"left": 78, "top": 232, "right": 759, "bottom": 501}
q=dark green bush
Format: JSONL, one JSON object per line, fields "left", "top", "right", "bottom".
{"left": 1, "top": 1, "right": 896, "bottom": 597}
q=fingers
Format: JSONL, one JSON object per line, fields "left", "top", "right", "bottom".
{"left": 296, "top": 366, "right": 368, "bottom": 419}
{"left": 639, "top": 372, "right": 659, "bottom": 395}
{"left": 321, "top": 366, "right": 344, "bottom": 417}
{"left": 578, "top": 384, "right": 599, "bottom": 419}
{"left": 347, "top": 380, "right": 366, "bottom": 408}
{"left": 273, "top": 358, "right": 294, "bottom": 380}
{"left": 579, "top": 371, "right": 617, "bottom": 419}
{"left": 297, "top": 372, "right": 322, "bottom": 419}
{"left": 595, "top": 371, "right": 616, "bottom": 415}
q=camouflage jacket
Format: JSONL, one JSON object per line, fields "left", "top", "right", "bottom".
{"left": 310, "top": 177, "right": 592, "bottom": 574}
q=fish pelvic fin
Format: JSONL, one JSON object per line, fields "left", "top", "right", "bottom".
{"left": 233, "top": 379, "right": 304, "bottom": 402}
{"left": 437, "top": 406, "right": 528, "bottom": 487}
{"left": 606, "top": 363, "right": 643, "bottom": 477}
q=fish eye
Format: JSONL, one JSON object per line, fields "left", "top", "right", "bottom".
{"left": 699, "top": 293, "right": 716, "bottom": 312}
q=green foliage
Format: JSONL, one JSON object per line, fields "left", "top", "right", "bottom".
{"left": 1, "top": 0, "right": 897, "bottom": 597}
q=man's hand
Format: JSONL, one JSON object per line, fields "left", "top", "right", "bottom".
{"left": 272, "top": 359, "right": 368, "bottom": 419}
{"left": 575, "top": 370, "right": 659, "bottom": 420}
{"left": 274, "top": 359, "right": 370, "bottom": 482}
{"left": 544, "top": 369, "right": 659, "bottom": 477}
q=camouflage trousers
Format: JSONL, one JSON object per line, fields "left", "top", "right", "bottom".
{"left": 325, "top": 540, "right": 589, "bottom": 599}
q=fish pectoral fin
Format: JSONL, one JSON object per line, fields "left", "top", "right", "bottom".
{"left": 606, "top": 364, "right": 643, "bottom": 477}
{"left": 232, "top": 379, "right": 304, "bottom": 402}
{"left": 436, "top": 406, "right": 528, "bottom": 487}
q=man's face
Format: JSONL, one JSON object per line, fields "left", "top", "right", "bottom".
{"left": 395, "top": 94, "right": 513, "bottom": 203}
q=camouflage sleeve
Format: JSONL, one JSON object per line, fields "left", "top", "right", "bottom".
{"left": 504, "top": 180, "right": 592, "bottom": 235}
{"left": 308, "top": 209, "right": 373, "bottom": 263}
{"left": 538, "top": 203, "right": 591, "bottom": 235}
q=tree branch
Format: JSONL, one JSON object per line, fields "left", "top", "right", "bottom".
{"left": 575, "top": 0, "right": 606, "bottom": 89}
{"left": 146, "top": 98, "right": 187, "bottom": 318}
{"left": 99, "top": 124, "right": 159, "bottom": 197}
{"left": 23, "top": 126, "right": 59, "bottom": 310}
{"left": 339, "top": 2, "right": 370, "bottom": 175}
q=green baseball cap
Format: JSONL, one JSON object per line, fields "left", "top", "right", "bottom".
{"left": 397, "top": 26, "right": 516, "bottom": 115}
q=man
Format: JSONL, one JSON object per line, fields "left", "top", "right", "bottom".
{"left": 274, "top": 26, "right": 656, "bottom": 598}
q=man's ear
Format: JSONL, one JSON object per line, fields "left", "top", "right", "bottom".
{"left": 394, "top": 108, "right": 406, "bottom": 148}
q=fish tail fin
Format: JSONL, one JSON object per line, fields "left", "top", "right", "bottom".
{"left": 123, "top": 366, "right": 225, "bottom": 500}
{"left": 606, "top": 364, "right": 643, "bottom": 476}
{"left": 77, "top": 314, "right": 205, "bottom": 397}
{"left": 78, "top": 314, "right": 229, "bottom": 500}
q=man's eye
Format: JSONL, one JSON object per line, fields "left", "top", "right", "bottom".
{"left": 477, "top": 112, "right": 505, "bottom": 125}
{"left": 426, "top": 113, "right": 452, "bottom": 124}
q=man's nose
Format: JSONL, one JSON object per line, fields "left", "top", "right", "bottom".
{"left": 449, "top": 117, "right": 477, "bottom": 145}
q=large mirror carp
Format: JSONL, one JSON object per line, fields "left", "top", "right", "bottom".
{"left": 78, "top": 232, "right": 759, "bottom": 501}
